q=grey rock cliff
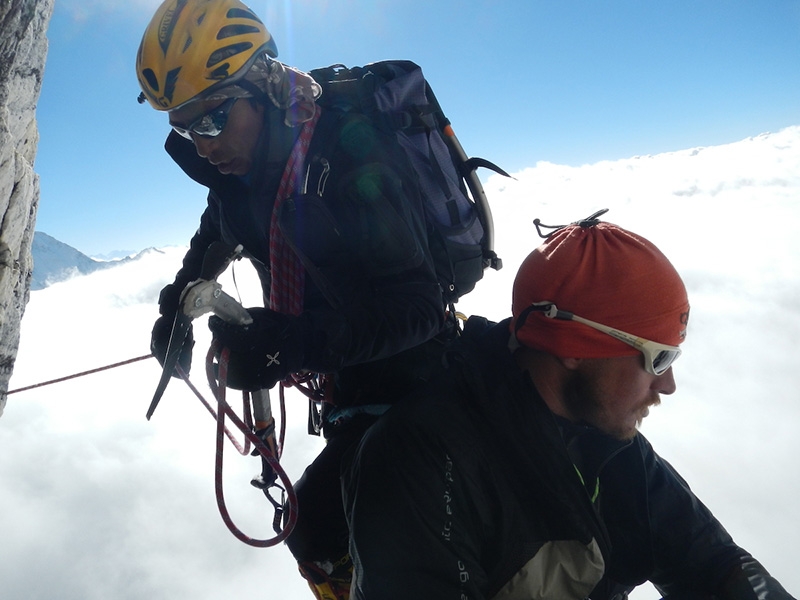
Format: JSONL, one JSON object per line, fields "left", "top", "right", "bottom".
{"left": 0, "top": 0, "right": 55, "bottom": 416}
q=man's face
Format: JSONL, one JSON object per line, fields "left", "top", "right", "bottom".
{"left": 169, "top": 97, "right": 264, "bottom": 176}
{"left": 564, "top": 355, "right": 676, "bottom": 440}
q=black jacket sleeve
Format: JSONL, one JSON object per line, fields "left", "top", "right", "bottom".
{"left": 634, "top": 437, "right": 794, "bottom": 600}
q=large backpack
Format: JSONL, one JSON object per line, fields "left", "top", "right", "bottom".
{"left": 308, "top": 60, "right": 508, "bottom": 304}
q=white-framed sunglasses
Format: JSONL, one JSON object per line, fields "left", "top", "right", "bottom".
{"left": 515, "top": 302, "right": 682, "bottom": 376}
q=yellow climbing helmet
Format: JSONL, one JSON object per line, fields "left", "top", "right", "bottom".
{"left": 136, "top": 0, "right": 278, "bottom": 111}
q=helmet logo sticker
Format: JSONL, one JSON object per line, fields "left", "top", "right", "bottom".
{"left": 158, "top": 0, "right": 188, "bottom": 55}
{"left": 159, "top": 67, "right": 182, "bottom": 107}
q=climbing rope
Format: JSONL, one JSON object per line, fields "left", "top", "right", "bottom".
{"left": 7, "top": 348, "right": 298, "bottom": 548}
{"left": 205, "top": 341, "right": 298, "bottom": 547}
{"left": 175, "top": 362, "right": 252, "bottom": 455}
{"left": 7, "top": 354, "right": 155, "bottom": 395}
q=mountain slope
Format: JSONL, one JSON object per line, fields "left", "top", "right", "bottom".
{"left": 30, "top": 232, "right": 132, "bottom": 290}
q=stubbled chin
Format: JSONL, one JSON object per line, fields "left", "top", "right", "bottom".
{"left": 637, "top": 397, "right": 660, "bottom": 426}
{"left": 631, "top": 404, "right": 655, "bottom": 437}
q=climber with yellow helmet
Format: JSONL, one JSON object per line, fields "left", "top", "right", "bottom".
{"left": 136, "top": 1, "right": 450, "bottom": 598}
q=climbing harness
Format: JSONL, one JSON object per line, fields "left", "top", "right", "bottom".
{"left": 282, "top": 371, "right": 334, "bottom": 436}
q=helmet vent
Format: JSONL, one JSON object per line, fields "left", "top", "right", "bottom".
{"left": 137, "top": 0, "right": 274, "bottom": 109}
{"left": 226, "top": 8, "right": 262, "bottom": 23}
{"left": 142, "top": 68, "right": 159, "bottom": 92}
{"left": 207, "top": 42, "right": 253, "bottom": 67}
{"left": 164, "top": 67, "right": 181, "bottom": 102}
{"left": 209, "top": 64, "right": 231, "bottom": 80}
{"left": 217, "top": 24, "right": 262, "bottom": 39}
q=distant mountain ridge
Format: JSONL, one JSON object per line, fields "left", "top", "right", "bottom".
{"left": 30, "top": 232, "right": 141, "bottom": 290}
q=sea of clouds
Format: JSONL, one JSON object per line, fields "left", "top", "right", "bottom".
{"left": 2, "top": 126, "right": 798, "bottom": 599}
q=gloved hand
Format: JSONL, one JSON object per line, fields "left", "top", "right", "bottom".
{"left": 150, "top": 283, "right": 194, "bottom": 378}
{"left": 208, "top": 307, "right": 306, "bottom": 391}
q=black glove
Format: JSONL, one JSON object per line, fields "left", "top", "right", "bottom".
{"left": 208, "top": 307, "right": 306, "bottom": 391}
{"left": 150, "top": 283, "right": 194, "bottom": 377}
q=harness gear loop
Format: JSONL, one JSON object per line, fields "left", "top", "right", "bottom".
{"left": 281, "top": 372, "right": 334, "bottom": 436}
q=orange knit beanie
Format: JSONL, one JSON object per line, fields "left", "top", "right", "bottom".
{"left": 511, "top": 220, "right": 690, "bottom": 358}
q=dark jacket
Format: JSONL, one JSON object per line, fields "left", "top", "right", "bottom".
{"left": 344, "top": 317, "right": 793, "bottom": 600}
{"left": 163, "top": 107, "right": 446, "bottom": 407}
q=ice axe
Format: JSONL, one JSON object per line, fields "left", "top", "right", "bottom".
{"left": 146, "top": 242, "right": 253, "bottom": 420}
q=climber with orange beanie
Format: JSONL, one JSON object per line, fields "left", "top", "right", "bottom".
{"left": 343, "top": 212, "right": 795, "bottom": 600}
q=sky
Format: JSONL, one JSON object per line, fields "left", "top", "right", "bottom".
{"left": 33, "top": 0, "right": 800, "bottom": 257}
{"left": 3, "top": 127, "right": 800, "bottom": 599}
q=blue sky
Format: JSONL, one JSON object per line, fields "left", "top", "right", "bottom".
{"left": 35, "top": 0, "right": 800, "bottom": 256}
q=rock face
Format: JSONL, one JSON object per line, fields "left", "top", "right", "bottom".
{"left": 0, "top": 0, "right": 55, "bottom": 416}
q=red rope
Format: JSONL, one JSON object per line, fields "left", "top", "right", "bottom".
{"left": 283, "top": 371, "right": 333, "bottom": 403}
{"left": 176, "top": 364, "right": 250, "bottom": 455}
{"left": 7, "top": 354, "right": 155, "bottom": 395}
{"left": 7, "top": 347, "right": 299, "bottom": 547}
{"left": 205, "top": 342, "right": 298, "bottom": 548}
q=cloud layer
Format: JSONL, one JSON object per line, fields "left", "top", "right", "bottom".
{"left": 3, "top": 127, "right": 799, "bottom": 599}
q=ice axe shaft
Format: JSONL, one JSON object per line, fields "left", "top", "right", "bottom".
{"left": 251, "top": 388, "right": 273, "bottom": 427}
{"left": 249, "top": 388, "right": 279, "bottom": 489}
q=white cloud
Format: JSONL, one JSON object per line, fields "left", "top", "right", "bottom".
{"left": 4, "top": 247, "right": 322, "bottom": 599}
{"left": 3, "top": 127, "right": 799, "bottom": 599}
